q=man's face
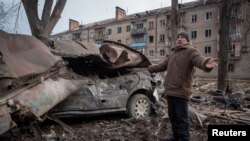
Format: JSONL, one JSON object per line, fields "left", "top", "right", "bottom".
{"left": 176, "top": 35, "right": 188, "bottom": 46}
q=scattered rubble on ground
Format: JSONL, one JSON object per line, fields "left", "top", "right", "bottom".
{"left": 2, "top": 79, "right": 248, "bottom": 141}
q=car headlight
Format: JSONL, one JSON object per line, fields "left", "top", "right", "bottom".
{"left": 152, "top": 73, "right": 163, "bottom": 86}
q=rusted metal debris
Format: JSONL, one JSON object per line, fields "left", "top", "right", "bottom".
{"left": 0, "top": 30, "right": 60, "bottom": 79}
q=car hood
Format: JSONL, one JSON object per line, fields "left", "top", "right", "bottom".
{"left": 51, "top": 39, "right": 151, "bottom": 69}
{"left": 0, "top": 30, "right": 61, "bottom": 78}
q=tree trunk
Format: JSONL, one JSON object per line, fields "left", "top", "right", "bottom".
{"left": 217, "top": 0, "right": 232, "bottom": 92}
{"left": 171, "top": 0, "right": 178, "bottom": 47}
{"left": 21, "top": 0, "right": 66, "bottom": 45}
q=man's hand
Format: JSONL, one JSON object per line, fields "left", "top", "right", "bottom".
{"left": 206, "top": 58, "right": 218, "bottom": 69}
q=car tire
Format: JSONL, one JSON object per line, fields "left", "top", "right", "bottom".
{"left": 127, "top": 94, "right": 151, "bottom": 119}
{"left": 190, "top": 95, "right": 205, "bottom": 103}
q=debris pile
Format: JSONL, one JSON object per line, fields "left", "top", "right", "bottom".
{"left": 14, "top": 79, "right": 250, "bottom": 141}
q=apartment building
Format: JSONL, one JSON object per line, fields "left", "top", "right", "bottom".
{"left": 52, "top": 0, "right": 250, "bottom": 78}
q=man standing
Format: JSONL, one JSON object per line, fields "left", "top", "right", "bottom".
{"left": 148, "top": 32, "right": 217, "bottom": 141}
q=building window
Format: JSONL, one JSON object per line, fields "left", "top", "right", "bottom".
{"left": 192, "top": 14, "right": 197, "bottom": 23}
{"left": 206, "top": 12, "right": 212, "bottom": 20}
{"left": 232, "top": 7, "right": 239, "bottom": 14}
{"left": 159, "top": 34, "right": 165, "bottom": 43}
{"left": 73, "top": 32, "right": 81, "bottom": 39}
{"left": 205, "top": 46, "right": 211, "bottom": 54}
{"left": 90, "top": 32, "right": 94, "bottom": 37}
{"left": 98, "top": 30, "right": 103, "bottom": 35}
{"left": 228, "top": 63, "right": 234, "bottom": 72}
{"left": 126, "top": 25, "right": 130, "bottom": 32}
{"left": 160, "top": 49, "right": 165, "bottom": 56}
{"left": 117, "top": 40, "right": 121, "bottom": 43}
{"left": 134, "top": 36, "right": 144, "bottom": 42}
{"left": 160, "top": 20, "right": 166, "bottom": 27}
{"left": 136, "top": 23, "right": 143, "bottom": 29}
{"left": 149, "top": 21, "right": 154, "bottom": 29}
{"left": 117, "top": 27, "right": 122, "bottom": 34}
{"left": 149, "top": 50, "right": 154, "bottom": 56}
{"left": 149, "top": 36, "right": 154, "bottom": 43}
{"left": 205, "top": 29, "right": 212, "bottom": 37}
{"left": 126, "top": 38, "right": 130, "bottom": 45}
{"left": 191, "top": 31, "right": 197, "bottom": 39}
{"left": 229, "top": 44, "right": 236, "bottom": 57}
{"left": 107, "top": 29, "right": 112, "bottom": 35}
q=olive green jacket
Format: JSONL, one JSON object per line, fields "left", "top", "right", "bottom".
{"left": 148, "top": 43, "right": 212, "bottom": 100}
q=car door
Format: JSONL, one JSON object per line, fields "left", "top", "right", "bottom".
{"left": 51, "top": 76, "right": 100, "bottom": 113}
{"left": 95, "top": 69, "right": 140, "bottom": 110}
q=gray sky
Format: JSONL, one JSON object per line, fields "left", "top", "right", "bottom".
{"left": 9, "top": 0, "right": 196, "bottom": 35}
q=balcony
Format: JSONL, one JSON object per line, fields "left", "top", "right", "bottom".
{"left": 129, "top": 42, "right": 146, "bottom": 48}
{"left": 229, "top": 51, "right": 241, "bottom": 60}
{"left": 93, "top": 34, "right": 108, "bottom": 40}
{"left": 230, "top": 33, "right": 242, "bottom": 41}
{"left": 131, "top": 28, "right": 147, "bottom": 35}
{"left": 241, "top": 46, "right": 250, "bottom": 53}
{"left": 229, "top": 55, "right": 241, "bottom": 60}
{"left": 231, "top": 13, "right": 243, "bottom": 22}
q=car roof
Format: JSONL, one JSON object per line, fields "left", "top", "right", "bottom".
{"left": 52, "top": 39, "right": 151, "bottom": 69}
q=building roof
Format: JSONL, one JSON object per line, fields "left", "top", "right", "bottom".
{"left": 52, "top": 0, "right": 221, "bottom": 36}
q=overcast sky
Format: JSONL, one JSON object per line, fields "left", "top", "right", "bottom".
{"left": 9, "top": 0, "right": 196, "bottom": 35}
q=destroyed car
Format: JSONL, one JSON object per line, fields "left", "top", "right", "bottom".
{"left": 0, "top": 30, "right": 79, "bottom": 136}
{"left": 49, "top": 40, "right": 159, "bottom": 119}
{"left": 0, "top": 30, "right": 159, "bottom": 136}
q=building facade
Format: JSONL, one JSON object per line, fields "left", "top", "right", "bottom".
{"left": 52, "top": 0, "right": 250, "bottom": 78}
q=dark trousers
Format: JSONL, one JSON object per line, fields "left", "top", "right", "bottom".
{"left": 167, "top": 96, "right": 190, "bottom": 141}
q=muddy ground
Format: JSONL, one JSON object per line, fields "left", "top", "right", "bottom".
{"left": 3, "top": 78, "right": 250, "bottom": 141}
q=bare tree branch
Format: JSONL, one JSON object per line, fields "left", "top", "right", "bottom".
{"left": 41, "top": 0, "right": 53, "bottom": 26}
{"left": 49, "top": 0, "right": 66, "bottom": 33}
{"left": 21, "top": 0, "right": 40, "bottom": 35}
{"left": 0, "top": 0, "right": 20, "bottom": 30}
{"left": 21, "top": 0, "right": 67, "bottom": 44}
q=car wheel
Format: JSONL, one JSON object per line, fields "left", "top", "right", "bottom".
{"left": 127, "top": 94, "right": 151, "bottom": 119}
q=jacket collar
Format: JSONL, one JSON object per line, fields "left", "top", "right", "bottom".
{"left": 172, "top": 42, "right": 191, "bottom": 52}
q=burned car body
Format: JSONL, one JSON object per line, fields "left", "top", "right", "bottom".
{"left": 0, "top": 30, "right": 159, "bottom": 136}
{"left": 0, "top": 30, "right": 75, "bottom": 135}
{"left": 50, "top": 40, "right": 157, "bottom": 118}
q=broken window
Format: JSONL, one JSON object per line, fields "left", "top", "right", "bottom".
{"left": 62, "top": 57, "right": 130, "bottom": 79}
